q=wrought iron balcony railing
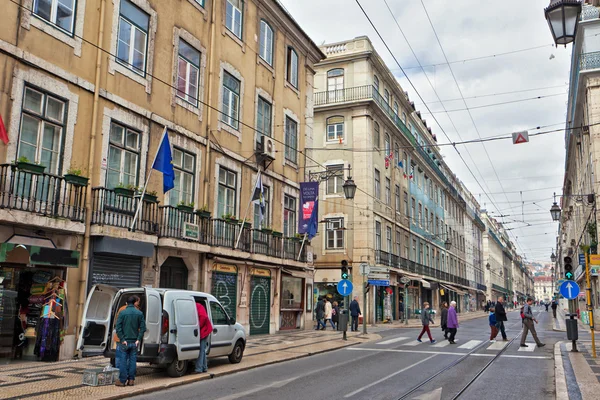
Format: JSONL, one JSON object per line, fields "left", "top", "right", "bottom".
{"left": 91, "top": 187, "right": 160, "bottom": 234}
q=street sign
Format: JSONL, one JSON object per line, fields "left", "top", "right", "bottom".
{"left": 368, "top": 273, "right": 390, "bottom": 280}
{"left": 337, "top": 279, "right": 353, "bottom": 296}
{"left": 368, "top": 266, "right": 389, "bottom": 273}
{"left": 368, "top": 279, "right": 390, "bottom": 286}
{"left": 590, "top": 255, "right": 600, "bottom": 265}
{"left": 512, "top": 131, "right": 529, "bottom": 144}
{"left": 400, "top": 276, "right": 411, "bottom": 284}
{"left": 183, "top": 222, "right": 199, "bottom": 241}
{"left": 359, "top": 263, "right": 371, "bottom": 276}
{"left": 559, "top": 280, "right": 580, "bottom": 300}
{"left": 579, "top": 254, "right": 586, "bottom": 265}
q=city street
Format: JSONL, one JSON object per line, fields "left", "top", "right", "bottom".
{"left": 133, "top": 309, "right": 561, "bottom": 400}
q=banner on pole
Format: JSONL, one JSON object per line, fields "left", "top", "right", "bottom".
{"left": 298, "top": 182, "right": 319, "bottom": 234}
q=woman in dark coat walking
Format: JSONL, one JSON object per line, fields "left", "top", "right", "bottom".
{"left": 440, "top": 302, "right": 449, "bottom": 340}
{"left": 332, "top": 301, "right": 340, "bottom": 330}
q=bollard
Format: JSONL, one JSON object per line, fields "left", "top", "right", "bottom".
{"left": 566, "top": 313, "right": 578, "bottom": 352}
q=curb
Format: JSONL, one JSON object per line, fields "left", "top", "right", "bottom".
{"left": 555, "top": 341, "right": 569, "bottom": 400}
{"left": 96, "top": 335, "right": 380, "bottom": 400}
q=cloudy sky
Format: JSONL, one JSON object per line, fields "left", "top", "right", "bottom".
{"left": 280, "top": 0, "right": 571, "bottom": 264}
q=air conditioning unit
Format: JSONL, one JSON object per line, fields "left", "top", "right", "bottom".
{"left": 261, "top": 136, "right": 276, "bottom": 161}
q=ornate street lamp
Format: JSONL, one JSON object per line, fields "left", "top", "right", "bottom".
{"left": 444, "top": 237, "right": 452, "bottom": 250}
{"left": 544, "top": 0, "right": 583, "bottom": 47}
{"left": 550, "top": 193, "right": 562, "bottom": 221}
{"left": 342, "top": 176, "right": 357, "bottom": 200}
{"left": 551, "top": 251, "right": 557, "bottom": 263}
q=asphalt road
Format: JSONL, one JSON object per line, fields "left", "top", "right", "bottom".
{"left": 132, "top": 308, "right": 562, "bottom": 400}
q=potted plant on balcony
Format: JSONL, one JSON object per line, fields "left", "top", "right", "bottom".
{"left": 272, "top": 230, "right": 283, "bottom": 237}
{"left": 261, "top": 226, "right": 273, "bottom": 234}
{"left": 14, "top": 156, "right": 46, "bottom": 175}
{"left": 195, "top": 204, "right": 211, "bottom": 219}
{"left": 114, "top": 183, "right": 136, "bottom": 197}
{"left": 177, "top": 201, "right": 194, "bottom": 213}
{"left": 293, "top": 233, "right": 306, "bottom": 242}
{"left": 222, "top": 213, "right": 238, "bottom": 224}
{"left": 240, "top": 218, "right": 251, "bottom": 229}
{"left": 64, "top": 167, "right": 89, "bottom": 186}
{"left": 142, "top": 190, "right": 158, "bottom": 203}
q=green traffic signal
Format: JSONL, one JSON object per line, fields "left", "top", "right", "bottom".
{"left": 565, "top": 271, "right": 574, "bottom": 280}
{"left": 341, "top": 260, "right": 349, "bottom": 280}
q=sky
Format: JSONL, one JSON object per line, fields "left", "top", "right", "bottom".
{"left": 279, "top": 0, "right": 571, "bottom": 264}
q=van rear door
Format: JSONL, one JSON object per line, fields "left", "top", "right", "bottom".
{"left": 164, "top": 292, "right": 200, "bottom": 361}
{"left": 142, "top": 288, "right": 162, "bottom": 356}
{"left": 77, "top": 284, "right": 118, "bottom": 356}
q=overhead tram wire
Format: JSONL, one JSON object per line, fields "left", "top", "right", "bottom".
{"left": 413, "top": 84, "right": 568, "bottom": 105}
{"left": 424, "top": 92, "right": 566, "bottom": 114}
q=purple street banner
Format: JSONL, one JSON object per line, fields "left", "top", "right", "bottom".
{"left": 298, "top": 182, "right": 319, "bottom": 234}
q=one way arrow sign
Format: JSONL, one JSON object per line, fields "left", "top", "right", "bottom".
{"left": 512, "top": 131, "right": 529, "bottom": 144}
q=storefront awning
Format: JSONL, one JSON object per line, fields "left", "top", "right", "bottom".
{"left": 420, "top": 279, "right": 431, "bottom": 289}
{"left": 440, "top": 283, "right": 468, "bottom": 296}
{"left": 0, "top": 243, "right": 79, "bottom": 268}
{"left": 282, "top": 268, "right": 306, "bottom": 278}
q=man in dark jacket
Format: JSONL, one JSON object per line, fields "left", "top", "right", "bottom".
{"left": 350, "top": 296, "right": 361, "bottom": 332}
{"left": 315, "top": 297, "right": 325, "bottom": 330}
{"left": 115, "top": 296, "right": 147, "bottom": 387}
{"left": 495, "top": 296, "right": 508, "bottom": 341}
{"left": 551, "top": 300, "right": 558, "bottom": 318}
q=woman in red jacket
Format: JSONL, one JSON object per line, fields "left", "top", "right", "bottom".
{"left": 195, "top": 302, "right": 213, "bottom": 373}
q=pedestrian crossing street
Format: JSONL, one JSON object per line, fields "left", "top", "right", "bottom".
{"left": 375, "top": 336, "right": 539, "bottom": 352}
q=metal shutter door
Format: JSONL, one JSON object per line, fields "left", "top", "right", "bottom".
{"left": 211, "top": 272, "right": 237, "bottom": 320}
{"left": 91, "top": 254, "right": 142, "bottom": 289}
{"left": 250, "top": 276, "right": 270, "bottom": 335}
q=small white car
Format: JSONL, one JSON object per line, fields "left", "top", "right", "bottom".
{"left": 77, "top": 285, "right": 246, "bottom": 377}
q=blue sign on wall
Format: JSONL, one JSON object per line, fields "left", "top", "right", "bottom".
{"left": 579, "top": 254, "right": 586, "bottom": 265}
{"left": 368, "top": 280, "right": 391, "bottom": 286}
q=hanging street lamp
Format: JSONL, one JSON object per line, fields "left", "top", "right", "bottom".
{"left": 544, "top": 0, "right": 583, "bottom": 47}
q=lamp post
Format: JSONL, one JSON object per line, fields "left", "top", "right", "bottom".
{"left": 309, "top": 165, "right": 357, "bottom": 200}
{"left": 544, "top": 0, "right": 583, "bottom": 47}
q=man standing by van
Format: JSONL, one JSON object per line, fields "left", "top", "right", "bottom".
{"left": 195, "top": 302, "right": 213, "bottom": 373}
{"left": 113, "top": 296, "right": 140, "bottom": 368}
{"left": 115, "top": 296, "right": 146, "bottom": 387}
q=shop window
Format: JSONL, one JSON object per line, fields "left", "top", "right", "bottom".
{"left": 281, "top": 275, "right": 302, "bottom": 309}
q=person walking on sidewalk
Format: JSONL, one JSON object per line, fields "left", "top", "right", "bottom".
{"left": 545, "top": 302, "right": 549, "bottom": 312}
{"left": 551, "top": 300, "right": 558, "bottom": 318}
{"left": 332, "top": 301, "right": 340, "bottom": 330}
{"left": 520, "top": 298, "right": 545, "bottom": 348}
{"left": 350, "top": 296, "right": 361, "bottom": 332}
{"left": 417, "top": 302, "right": 436, "bottom": 343}
{"left": 115, "top": 296, "right": 146, "bottom": 387}
{"left": 194, "top": 302, "right": 213, "bottom": 373}
{"left": 447, "top": 301, "right": 459, "bottom": 344}
{"left": 489, "top": 307, "right": 499, "bottom": 342}
{"left": 495, "top": 296, "right": 508, "bottom": 341}
{"left": 440, "top": 302, "right": 449, "bottom": 340}
{"left": 315, "top": 297, "right": 326, "bottom": 330}
{"left": 324, "top": 298, "right": 334, "bottom": 330}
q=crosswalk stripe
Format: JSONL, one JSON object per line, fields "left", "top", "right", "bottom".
{"left": 377, "top": 337, "right": 410, "bottom": 345}
{"left": 487, "top": 341, "right": 508, "bottom": 351}
{"left": 402, "top": 340, "right": 423, "bottom": 346}
{"left": 518, "top": 343, "right": 537, "bottom": 352}
{"left": 431, "top": 340, "right": 450, "bottom": 348}
{"left": 457, "top": 340, "right": 482, "bottom": 349}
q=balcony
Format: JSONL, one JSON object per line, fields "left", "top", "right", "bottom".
{"left": 91, "top": 187, "right": 160, "bottom": 234}
{"left": 0, "top": 164, "right": 86, "bottom": 222}
{"left": 580, "top": 51, "right": 600, "bottom": 71}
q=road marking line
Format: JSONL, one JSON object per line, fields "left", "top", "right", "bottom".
{"left": 401, "top": 340, "right": 423, "bottom": 346}
{"left": 347, "top": 348, "right": 550, "bottom": 360}
{"left": 458, "top": 340, "right": 481, "bottom": 349}
{"left": 500, "top": 354, "right": 552, "bottom": 359}
{"left": 486, "top": 341, "right": 508, "bottom": 351}
{"left": 377, "top": 336, "right": 410, "bottom": 345}
{"left": 431, "top": 341, "right": 450, "bottom": 348}
{"left": 343, "top": 354, "right": 438, "bottom": 398}
{"left": 518, "top": 343, "right": 536, "bottom": 352}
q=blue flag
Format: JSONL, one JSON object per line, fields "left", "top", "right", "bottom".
{"left": 152, "top": 129, "right": 175, "bottom": 193}
{"left": 307, "top": 199, "right": 318, "bottom": 240}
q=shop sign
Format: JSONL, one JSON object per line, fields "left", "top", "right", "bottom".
{"left": 239, "top": 291, "right": 248, "bottom": 308}
{"left": 590, "top": 255, "right": 600, "bottom": 266}
{"left": 214, "top": 263, "right": 238, "bottom": 274}
{"left": 591, "top": 267, "right": 599, "bottom": 276}
{"left": 183, "top": 222, "right": 200, "bottom": 241}
{"left": 251, "top": 268, "right": 271, "bottom": 277}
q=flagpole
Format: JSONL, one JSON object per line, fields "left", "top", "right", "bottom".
{"left": 297, "top": 233, "right": 308, "bottom": 262}
{"left": 130, "top": 127, "right": 168, "bottom": 231}
{"left": 234, "top": 169, "right": 261, "bottom": 250}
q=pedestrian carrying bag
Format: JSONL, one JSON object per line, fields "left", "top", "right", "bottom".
{"left": 520, "top": 306, "right": 525, "bottom": 320}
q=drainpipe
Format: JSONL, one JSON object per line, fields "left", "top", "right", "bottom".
{"left": 76, "top": 0, "right": 106, "bottom": 339}
{"left": 203, "top": 0, "right": 218, "bottom": 208}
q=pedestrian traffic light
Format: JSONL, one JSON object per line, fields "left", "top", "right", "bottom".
{"left": 341, "top": 260, "right": 349, "bottom": 280}
{"left": 564, "top": 256, "right": 574, "bottom": 280}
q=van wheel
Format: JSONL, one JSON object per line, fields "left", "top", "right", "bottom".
{"left": 166, "top": 358, "right": 188, "bottom": 377}
{"left": 228, "top": 340, "right": 244, "bottom": 364}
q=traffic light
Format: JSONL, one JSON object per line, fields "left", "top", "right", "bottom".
{"left": 341, "top": 260, "right": 349, "bottom": 280}
{"left": 564, "top": 256, "right": 574, "bottom": 280}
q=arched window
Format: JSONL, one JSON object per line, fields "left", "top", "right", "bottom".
{"left": 384, "top": 133, "right": 391, "bottom": 154}
{"left": 259, "top": 20, "right": 274, "bottom": 66}
{"left": 384, "top": 89, "right": 390, "bottom": 104}
{"left": 327, "top": 69, "right": 344, "bottom": 102}
{"left": 326, "top": 116, "right": 344, "bottom": 143}
{"left": 373, "top": 121, "right": 380, "bottom": 148}
{"left": 373, "top": 75, "right": 380, "bottom": 93}
{"left": 393, "top": 101, "right": 399, "bottom": 116}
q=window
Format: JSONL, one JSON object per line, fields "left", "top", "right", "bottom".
{"left": 396, "top": 229, "right": 401, "bottom": 256}
{"left": 419, "top": 243, "right": 423, "bottom": 264}
{"left": 283, "top": 195, "right": 297, "bottom": 237}
{"left": 177, "top": 40, "right": 201, "bottom": 106}
{"left": 326, "top": 218, "right": 344, "bottom": 249}
{"left": 284, "top": 117, "right": 298, "bottom": 163}
{"left": 394, "top": 143, "right": 400, "bottom": 167}
{"left": 375, "top": 221, "right": 381, "bottom": 251}
{"left": 429, "top": 181, "right": 433, "bottom": 199}
{"left": 404, "top": 235, "right": 409, "bottom": 258}
{"left": 195, "top": 0, "right": 205, "bottom": 6}
{"left": 411, "top": 197, "right": 416, "bottom": 220}
{"left": 117, "top": 0, "right": 149, "bottom": 75}
{"left": 327, "top": 69, "right": 344, "bottom": 102}
{"left": 412, "top": 239, "right": 417, "bottom": 261}
{"left": 226, "top": 0, "right": 243, "bottom": 39}
{"left": 385, "top": 178, "right": 391, "bottom": 206}
{"left": 395, "top": 185, "right": 400, "bottom": 212}
{"left": 326, "top": 116, "right": 344, "bottom": 143}
{"left": 286, "top": 47, "right": 299, "bottom": 88}
{"left": 33, "top": 0, "right": 75, "bottom": 33}
{"left": 435, "top": 216, "right": 439, "bottom": 235}
{"left": 217, "top": 168, "right": 237, "bottom": 218}
{"left": 402, "top": 111, "right": 407, "bottom": 124}
{"left": 326, "top": 165, "right": 344, "bottom": 195}
{"left": 374, "top": 169, "right": 381, "bottom": 200}
{"left": 107, "top": 121, "right": 140, "bottom": 189}
{"left": 18, "top": 87, "right": 66, "bottom": 175}
{"left": 386, "top": 226, "right": 392, "bottom": 252}
{"left": 418, "top": 203, "right": 422, "bottom": 226}
{"left": 430, "top": 212, "right": 434, "bottom": 232}
{"left": 169, "top": 148, "right": 195, "bottom": 206}
{"left": 404, "top": 191, "right": 409, "bottom": 216}
{"left": 425, "top": 245, "right": 430, "bottom": 267}
{"left": 384, "top": 89, "right": 390, "bottom": 104}
{"left": 259, "top": 20, "right": 274, "bottom": 65}
{"left": 256, "top": 96, "right": 272, "bottom": 143}
{"left": 384, "top": 133, "right": 391, "bottom": 155}
{"left": 424, "top": 208, "right": 429, "bottom": 231}
{"left": 393, "top": 101, "right": 399, "bottom": 116}
{"left": 210, "top": 301, "right": 229, "bottom": 325}
{"left": 373, "top": 121, "right": 380, "bottom": 148}
{"left": 253, "top": 185, "right": 270, "bottom": 229}
{"left": 221, "top": 71, "right": 241, "bottom": 129}
{"left": 373, "top": 75, "right": 379, "bottom": 92}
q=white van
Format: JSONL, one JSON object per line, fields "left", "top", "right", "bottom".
{"left": 77, "top": 285, "right": 246, "bottom": 377}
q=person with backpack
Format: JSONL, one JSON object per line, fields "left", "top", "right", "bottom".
{"left": 520, "top": 298, "right": 545, "bottom": 348}
{"left": 495, "top": 296, "right": 508, "bottom": 341}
